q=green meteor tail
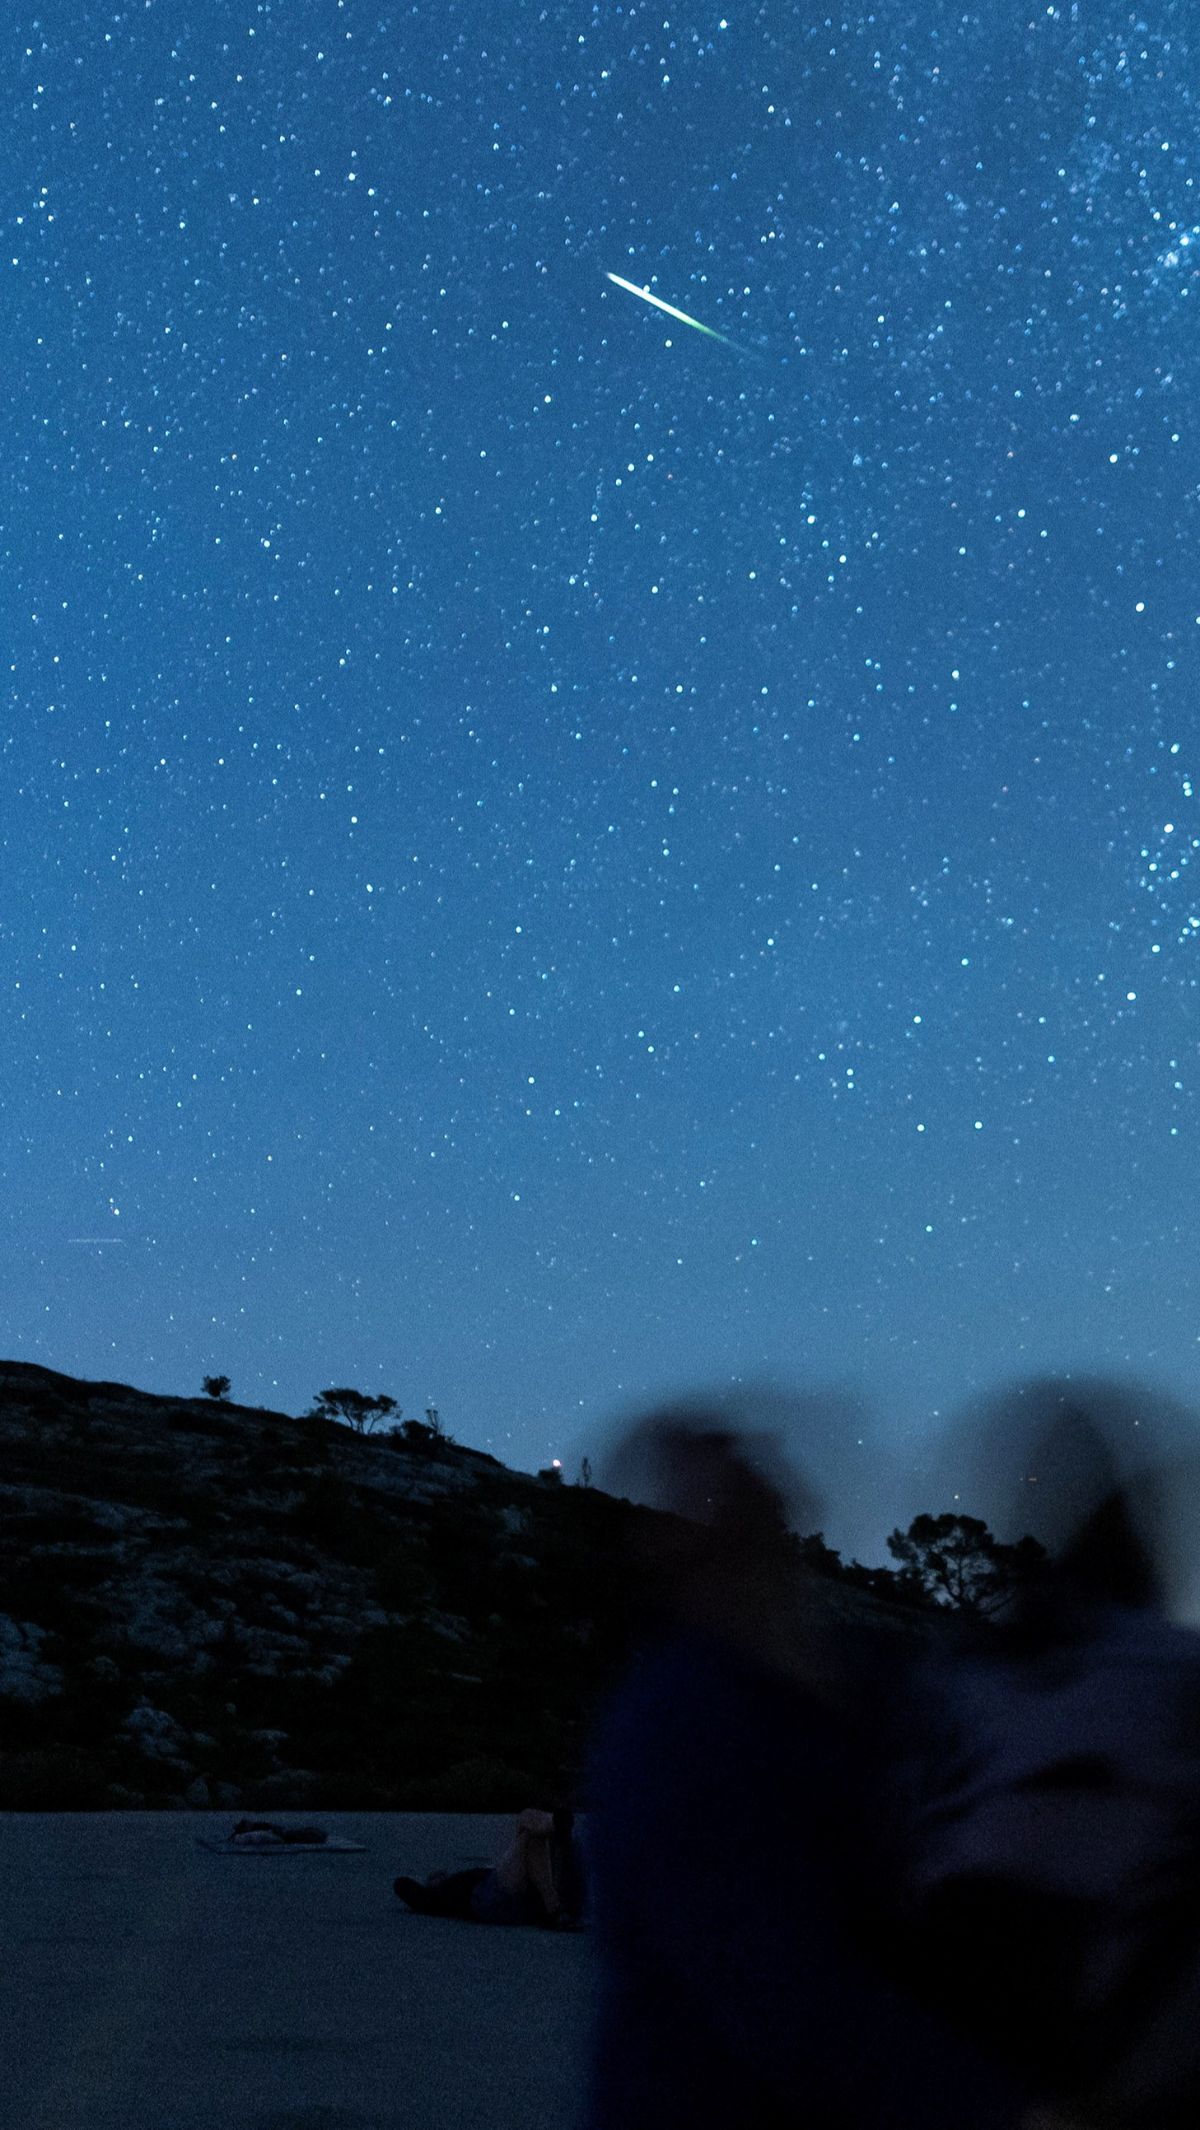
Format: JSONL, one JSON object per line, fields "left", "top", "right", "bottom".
{"left": 605, "top": 271, "right": 747, "bottom": 354}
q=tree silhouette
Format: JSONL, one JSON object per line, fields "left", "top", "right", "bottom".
{"left": 790, "top": 1530, "right": 843, "bottom": 1579}
{"left": 395, "top": 1416, "right": 444, "bottom": 1456}
{"left": 886, "top": 1512, "right": 1044, "bottom": 1615}
{"left": 309, "top": 1388, "right": 398, "bottom": 1435}
{"left": 202, "top": 1375, "right": 231, "bottom": 1402}
{"left": 579, "top": 1456, "right": 593, "bottom": 1489}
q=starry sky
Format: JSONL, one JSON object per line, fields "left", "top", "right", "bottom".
{"left": 5, "top": 2, "right": 1199, "bottom": 1554}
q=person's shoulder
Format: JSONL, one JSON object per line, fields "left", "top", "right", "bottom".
{"left": 588, "top": 1632, "right": 750, "bottom": 1772}
{"left": 588, "top": 1628, "right": 828, "bottom": 1809}
{"left": 1082, "top": 1603, "right": 1200, "bottom": 1679}
{"left": 595, "top": 1631, "right": 724, "bottom": 1729}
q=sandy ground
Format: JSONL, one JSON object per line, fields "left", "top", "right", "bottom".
{"left": 0, "top": 1812, "right": 593, "bottom": 2130}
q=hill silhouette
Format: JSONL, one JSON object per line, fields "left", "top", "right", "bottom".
{"left": 0, "top": 1361, "right": 911, "bottom": 1810}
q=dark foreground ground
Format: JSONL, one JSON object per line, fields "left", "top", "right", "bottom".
{"left": 1, "top": 1813, "right": 592, "bottom": 2130}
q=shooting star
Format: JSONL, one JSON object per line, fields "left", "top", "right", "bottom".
{"left": 605, "top": 271, "right": 746, "bottom": 353}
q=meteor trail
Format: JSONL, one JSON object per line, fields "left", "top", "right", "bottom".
{"left": 605, "top": 271, "right": 743, "bottom": 352}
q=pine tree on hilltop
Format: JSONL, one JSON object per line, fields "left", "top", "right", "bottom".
{"left": 309, "top": 1387, "right": 398, "bottom": 1434}
{"left": 885, "top": 1512, "right": 1045, "bottom": 1616}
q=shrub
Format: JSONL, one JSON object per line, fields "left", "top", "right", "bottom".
{"left": 374, "top": 1543, "right": 429, "bottom": 1614}
{"left": 0, "top": 1747, "right": 112, "bottom": 1809}
{"left": 396, "top": 1754, "right": 538, "bottom": 1812}
{"left": 288, "top": 1471, "right": 372, "bottom": 1559}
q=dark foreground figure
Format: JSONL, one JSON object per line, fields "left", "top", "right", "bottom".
{"left": 903, "top": 1385, "right": 1200, "bottom": 2130}
{"left": 394, "top": 1807, "right": 585, "bottom": 1929}
{"left": 582, "top": 1414, "right": 1035, "bottom": 2130}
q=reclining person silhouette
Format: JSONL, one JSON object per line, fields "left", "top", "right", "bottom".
{"left": 394, "top": 1806, "right": 584, "bottom": 1929}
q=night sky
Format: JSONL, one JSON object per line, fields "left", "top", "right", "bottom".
{"left": 5, "top": 3, "right": 1199, "bottom": 1554}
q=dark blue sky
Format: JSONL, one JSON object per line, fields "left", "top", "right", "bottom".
{"left": 4, "top": 2, "right": 1198, "bottom": 1550}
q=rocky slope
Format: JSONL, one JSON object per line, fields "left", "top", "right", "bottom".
{"left": 0, "top": 1361, "right": 658, "bottom": 1809}
{"left": 0, "top": 1361, "right": 912, "bottom": 1810}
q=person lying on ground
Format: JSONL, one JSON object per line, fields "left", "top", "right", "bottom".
{"left": 394, "top": 1806, "right": 585, "bottom": 1928}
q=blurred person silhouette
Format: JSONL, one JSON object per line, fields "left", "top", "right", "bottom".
{"left": 900, "top": 1378, "right": 1200, "bottom": 2130}
{"left": 581, "top": 1402, "right": 1043, "bottom": 2130}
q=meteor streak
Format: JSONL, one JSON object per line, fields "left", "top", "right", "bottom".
{"left": 605, "top": 271, "right": 742, "bottom": 352}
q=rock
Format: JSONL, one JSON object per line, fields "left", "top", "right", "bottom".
{"left": 0, "top": 1615, "right": 64, "bottom": 1704}
{"left": 121, "top": 1703, "right": 191, "bottom": 1764}
{"left": 241, "top": 1768, "right": 323, "bottom": 1808}
{"left": 249, "top": 1728, "right": 288, "bottom": 1753}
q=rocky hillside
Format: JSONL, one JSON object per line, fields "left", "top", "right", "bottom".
{"left": 0, "top": 1361, "right": 658, "bottom": 1810}
{"left": 0, "top": 1362, "right": 916, "bottom": 1811}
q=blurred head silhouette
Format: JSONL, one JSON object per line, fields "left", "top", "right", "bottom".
{"left": 937, "top": 1375, "right": 1200, "bottom": 1629}
{"left": 599, "top": 1393, "right": 865, "bottom": 1698}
